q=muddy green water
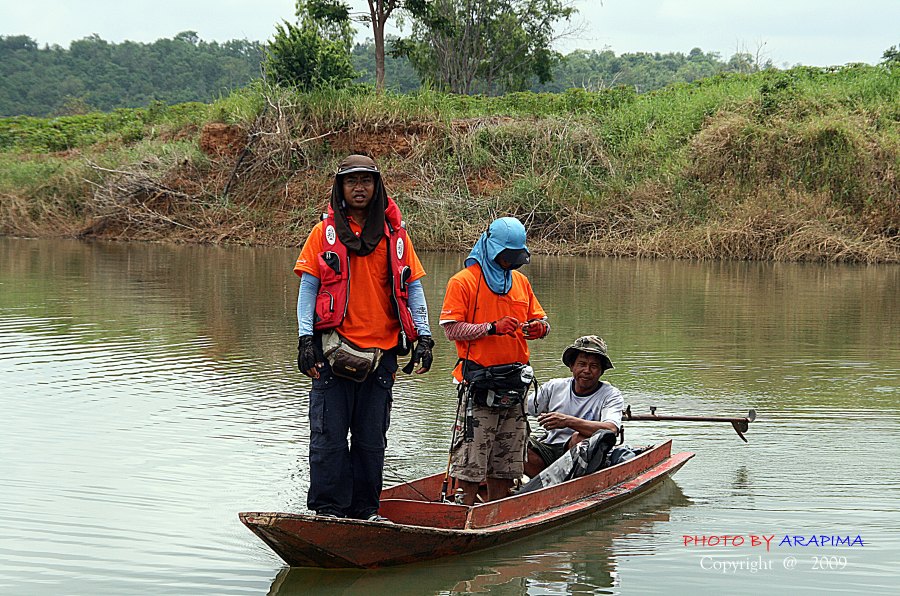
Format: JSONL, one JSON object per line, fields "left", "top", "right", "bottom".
{"left": 1, "top": 237, "right": 898, "bottom": 595}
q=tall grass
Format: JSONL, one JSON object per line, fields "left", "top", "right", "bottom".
{"left": 0, "top": 101, "right": 210, "bottom": 153}
{"left": 1, "top": 65, "right": 898, "bottom": 262}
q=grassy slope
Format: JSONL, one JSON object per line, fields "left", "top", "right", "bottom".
{"left": 1, "top": 66, "right": 898, "bottom": 262}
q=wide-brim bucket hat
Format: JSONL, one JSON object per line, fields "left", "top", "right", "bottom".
{"left": 562, "top": 335, "right": 614, "bottom": 372}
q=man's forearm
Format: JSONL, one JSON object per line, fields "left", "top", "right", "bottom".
{"left": 407, "top": 279, "right": 431, "bottom": 336}
{"left": 441, "top": 320, "right": 491, "bottom": 342}
{"left": 567, "top": 418, "right": 618, "bottom": 436}
{"left": 297, "top": 273, "right": 319, "bottom": 336}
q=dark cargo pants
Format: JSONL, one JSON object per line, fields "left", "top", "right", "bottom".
{"left": 306, "top": 352, "right": 396, "bottom": 518}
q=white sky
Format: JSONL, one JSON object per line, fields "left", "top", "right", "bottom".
{"left": 1, "top": 0, "right": 897, "bottom": 67}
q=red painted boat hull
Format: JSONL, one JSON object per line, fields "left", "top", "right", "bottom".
{"left": 240, "top": 440, "right": 693, "bottom": 568}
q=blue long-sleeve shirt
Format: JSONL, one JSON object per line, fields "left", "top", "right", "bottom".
{"left": 297, "top": 273, "right": 431, "bottom": 337}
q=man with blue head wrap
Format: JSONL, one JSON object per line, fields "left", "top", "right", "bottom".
{"left": 439, "top": 217, "right": 550, "bottom": 504}
{"left": 466, "top": 216, "right": 531, "bottom": 294}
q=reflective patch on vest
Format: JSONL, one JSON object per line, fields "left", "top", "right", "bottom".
{"left": 396, "top": 237, "right": 405, "bottom": 260}
{"left": 325, "top": 224, "right": 336, "bottom": 246}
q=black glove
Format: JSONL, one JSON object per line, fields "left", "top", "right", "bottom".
{"left": 298, "top": 335, "right": 324, "bottom": 378}
{"left": 402, "top": 335, "right": 435, "bottom": 374}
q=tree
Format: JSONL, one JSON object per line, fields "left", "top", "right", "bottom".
{"left": 301, "top": 0, "right": 355, "bottom": 51}
{"left": 263, "top": 3, "right": 357, "bottom": 90}
{"left": 351, "top": 39, "right": 420, "bottom": 92}
{"left": 725, "top": 41, "right": 773, "bottom": 75}
{"left": 396, "top": 0, "right": 576, "bottom": 95}
{"left": 726, "top": 52, "right": 755, "bottom": 75}
{"left": 0, "top": 35, "right": 38, "bottom": 52}
{"left": 303, "top": 1, "right": 403, "bottom": 92}
{"left": 174, "top": 31, "right": 201, "bottom": 46}
{"left": 361, "top": 1, "right": 403, "bottom": 92}
{"left": 882, "top": 45, "right": 900, "bottom": 65}
{"left": 0, "top": 33, "right": 264, "bottom": 116}
{"left": 264, "top": 21, "right": 356, "bottom": 90}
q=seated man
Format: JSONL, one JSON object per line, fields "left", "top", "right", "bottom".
{"left": 525, "top": 335, "right": 624, "bottom": 478}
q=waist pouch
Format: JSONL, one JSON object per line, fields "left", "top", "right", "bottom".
{"left": 463, "top": 362, "right": 534, "bottom": 408}
{"left": 322, "top": 330, "right": 382, "bottom": 383}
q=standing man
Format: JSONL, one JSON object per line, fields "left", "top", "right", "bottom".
{"left": 440, "top": 217, "right": 549, "bottom": 504}
{"left": 525, "top": 335, "right": 623, "bottom": 477}
{"left": 293, "top": 154, "right": 434, "bottom": 522}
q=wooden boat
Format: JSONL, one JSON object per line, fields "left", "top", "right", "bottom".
{"left": 239, "top": 439, "right": 693, "bottom": 569}
{"left": 241, "top": 441, "right": 691, "bottom": 569}
{"left": 265, "top": 478, "right": 691, "bottom": 593}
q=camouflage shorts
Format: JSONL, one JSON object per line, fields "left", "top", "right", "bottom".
{"left": 450, "top": 404, "right": 528, "bottom": 482}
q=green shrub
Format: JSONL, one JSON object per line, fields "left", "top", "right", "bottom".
{"left": 264, "top": 20, "right": 356, "bottom": 91}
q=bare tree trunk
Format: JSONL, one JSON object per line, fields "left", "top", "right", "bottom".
{"left": 368, "top": 1, "right": 395, "bottom": 93}
{"left": 374, "top": 20, "right": 386, "bottom": 92}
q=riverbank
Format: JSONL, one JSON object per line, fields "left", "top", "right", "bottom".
{"left": 1, "top": 65, "right": 898, "bottom": 262}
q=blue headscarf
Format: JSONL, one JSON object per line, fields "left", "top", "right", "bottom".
{"left": 465, "top": 217, "right": 529, "bottom": 294}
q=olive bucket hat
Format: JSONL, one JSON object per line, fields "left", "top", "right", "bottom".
{"left": 562, "top": 335, "right": 614, "bottom": 372}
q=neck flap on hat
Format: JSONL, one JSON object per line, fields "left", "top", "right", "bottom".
{"left": 329, "top": 174, "right": 387, "bottom": 256}
{"left": 465, "top": 232, "right": 513, "bottom": 294}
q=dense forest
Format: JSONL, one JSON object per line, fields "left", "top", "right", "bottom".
{"left": 2, "top": 32, "right": 769, "bottom": 117}
{"left": 0, "top": 33, "right": 265, "bottom": 117}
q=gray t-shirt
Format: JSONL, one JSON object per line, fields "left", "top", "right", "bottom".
{"left": 528, "top": 378, "right": 624, "bottom": 445}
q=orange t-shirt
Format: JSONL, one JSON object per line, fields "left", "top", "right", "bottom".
{"left": 293, "top": 218, "right": 425, "bottom": 350}
{"left": 440, "top": 263, "right": 545, "bottom": 380}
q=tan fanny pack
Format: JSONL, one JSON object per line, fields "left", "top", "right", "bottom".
{"left": 322, "top": 330, "right": 382, "bottom": 382}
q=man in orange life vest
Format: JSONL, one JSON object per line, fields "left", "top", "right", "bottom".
{"left": 293, "top": 154, "right": 434, "bottom": 522}
{"left": 440, "top": 217, "right": 549, "bottom": 504}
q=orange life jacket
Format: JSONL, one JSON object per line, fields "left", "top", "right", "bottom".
{"left": 313, "top": 198, "right": 418, "bottom": 348}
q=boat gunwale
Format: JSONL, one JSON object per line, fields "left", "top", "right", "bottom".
{"left": 240, "top": 440, "right": 686, "bottom": 536}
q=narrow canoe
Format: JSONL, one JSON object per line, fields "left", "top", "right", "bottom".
{"left": 240, "top": 439, "right": 693, "bottom": 569}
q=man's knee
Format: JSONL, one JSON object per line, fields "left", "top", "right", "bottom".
{"left": 567, "top": 431, "right": 590, "bottom": 449}
{"left": 524, "top": 448, "right": 546, "bottom": 476}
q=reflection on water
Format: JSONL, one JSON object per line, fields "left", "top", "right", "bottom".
{"left": 269, "top": 480, "right": 691, "bottom": 596}
{"left": 731, "top": 466, "right": 752, "bottom": 492}
{"left": 1, "top": 238, "right": 898, "bottom": 595}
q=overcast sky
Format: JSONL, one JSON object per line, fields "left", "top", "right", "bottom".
{"left": 2, "top": 0, "right": 897, "bottom": 67}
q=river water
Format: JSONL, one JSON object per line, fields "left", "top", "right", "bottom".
{"left": 1, "top": 237, "right": 897, "bottom": 595}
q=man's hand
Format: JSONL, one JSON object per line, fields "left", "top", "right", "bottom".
{"left": 491, "top": 316, "right": 520, "bottom": 337}
{"left": 403, "top": 335, "right": 435, "bottom": 374}
{"left": 522, "top": 319, "right": 549, "bottom": 339}
{"left": 537, "top": 412, "right": 572, "bottom": 430}
{"left": 297, "top": 335, "right": 325, "bottom": 379}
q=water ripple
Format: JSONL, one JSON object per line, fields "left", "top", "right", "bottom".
{"left": 3, "top": 240, "right": 899, "bottom": 595}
